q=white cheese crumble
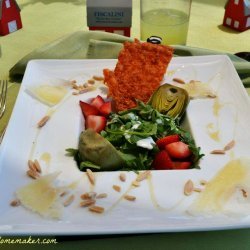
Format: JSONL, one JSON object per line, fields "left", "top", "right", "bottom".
{"left": 156, "top": 119, "right": 163, "bottom": 124}
{"left": 136, "top": 137, "right": 155, "bottom": 150}
{"left": 131, "top": 121, "right": 141, "bottom": 130}
{"left": 124, "top": 131, "right": 131, "bottom": 139}
{"left": 127, "top": 113, "right": 138, "bottom": 120}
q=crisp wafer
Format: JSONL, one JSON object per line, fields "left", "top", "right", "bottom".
{"left": 103, "top": 39, "right": 173, "bottom": 111}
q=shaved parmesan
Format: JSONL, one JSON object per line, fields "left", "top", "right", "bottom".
{"left": 26, "top": 85, "right": 68, "bottom": 106}
{"left": 175, "top": 81, "right": 216, "bottom": 99}
{"left": 188, "top": 158, "right": 250, "bottom": 217}
{"left": 16, "top": 172, "right": 63, "bottom": 219}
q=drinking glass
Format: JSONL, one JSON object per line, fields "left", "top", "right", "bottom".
{"left": 140, "top": 0, "right": 192, "bottom": 45}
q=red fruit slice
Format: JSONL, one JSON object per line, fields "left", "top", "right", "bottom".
{"left": 156, "top": 134, "right": 180, "bottom": 149}
{"left": 99, "top": 101, "right": 112, "bottom": 117}
{"left": 85, "top": 115, "right": 107, "bottom": 133}
{"left": 79, "top": 101, "right": 100, "bottom": 118}
{"left": 152, "top": 150, "right": 173, "bottom": 170}
{"left": 172, "top": 161, "right": 191, "bottom": 170}
{"left": 90, "top": 95, "right": 105, "bottom": 110}
{"left": 165, "top": 141, "right": 192, "bottom": 159}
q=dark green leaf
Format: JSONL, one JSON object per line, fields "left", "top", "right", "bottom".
{"left": 79, "top": 161, "right": 101, "bottom": 170}
{"left": 65, "top": 148, "right": 78, "bottom": 157}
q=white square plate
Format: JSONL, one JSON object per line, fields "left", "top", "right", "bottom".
{"left": 1, "top": 56, "right": 250, "bottom": 235}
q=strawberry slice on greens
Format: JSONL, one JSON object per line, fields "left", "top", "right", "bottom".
{"left": 99, "top": 101, "right": 112, "bottom": 117}
{"left": 79, "top": 101, "right": 100, "bottom": 118}
{"left": 90, "top": 95, "right": 105, "bottom": 110}
{"left": 156, "top": 134, "right": 180, "bottom": 149}
{"left": 152, "top": 150, "right": 174, "bottom": 170}
{"left": 86, "top": 115, "right": 107, "bottom": 133}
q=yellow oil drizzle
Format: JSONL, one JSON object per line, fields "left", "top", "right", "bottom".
{"left": 205, "top": 73, "right": 225, "bottom": 143}
{"left": 39, "top": 152, "right": 51, "bottom": 173}
{"left": 105, "top": 185, "right": 134, "bottom": 214}
{"left": 210, "top": 99, "right": 238, "bottom": 143}
{"left": 28, "top": 93, "right": 72, "bottom": 161}
{"left": 166, "top": 70, "right": 176, "bottom": 77}
{"left": 147, "top": 175, "right": 184, "bottom": 212}
{"left": 189, "top": 158, "right": 250, "bottom": 213}
{"left": 206, "top": 123, "right": 220, "bottom": 142}
{"left": 67, "top": 178, "right": 82, "bottom": 190}
{"left": 104, "top": 174, "right": 184, "bottom": 214}
{"left": 40, "top": 152, "right": 51, "bottom": 165}
{"left": 206, "top": 98, "right": 223, "bottom": 142}
{"left": 206, "top": 91, "right": 238, "bottom": 146}
{"left": 213, "top": 97, "right": 222, "bottom": 117}
{"left": 229, "top": 150, "right": 235, "bottom": 160}
{"left": 29, "top": 129, "right": 40, "bottom": 160}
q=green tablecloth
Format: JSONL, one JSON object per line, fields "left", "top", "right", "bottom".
{"left": 0, "top": 0, "right": 250, "bottom": 249}
{"left": 1, "top": 229, "right": 250, "bottom": 250}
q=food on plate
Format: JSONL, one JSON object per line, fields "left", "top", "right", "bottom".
{"left": 85, "top": 115, "right": 107, "bottom": 133}
{"left": 65, "top": 40, "right": 204, "bottom": 172}
{"left": 79, "top": 101, "right": 100, "bottom": 118}
{"left": 15, "top": 172, "right": 63, "bottom": 219}
{"left": 37, "top": 115, "right": 50, "bottom": 128}
{"left": 77, "top": 129, "right": 125, "bottom": 171}
{"left": 183, "top": 179, "right": 194, "bottom": 196}
{"left": 156, "top": 134, "right": 180, "bottom": 149}
{"left": 79, "top": 95, "right": 112, "bottom": 133}
{"left": 174, "top": 80, "right": 216, "bottom": 99}
{"left": 67, "top": 100, "right": 203, "bottom": 171}
{"left": 148, "top": 84, "right": 189, "bottom": 118}
{"left": 152, "top": 139, "right": 193, "bottom": 170}
{"left": 188, "top": 158, "right": 250, "bottom": 217}
{"left": 210, "top": 139, "right": 235, "bottom": 155}
{"left": 103, "top": 39, "right": 174, "bottom": 111}
{"left": 165, "top": 141, "right": 192, "bottom": 159}
{"left": 26, "top": 85, "right": 69, "bottom": 106}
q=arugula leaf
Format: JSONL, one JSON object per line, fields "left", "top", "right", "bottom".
{"left": 65, "top": 148, "right": 78, "bottom": 157}
{"left": 79, "top": 161, "right": 101, "bottom": 170}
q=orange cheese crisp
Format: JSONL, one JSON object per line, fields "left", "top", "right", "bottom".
{"left": 103, "top": 39, "right": 174, "bottom": 111}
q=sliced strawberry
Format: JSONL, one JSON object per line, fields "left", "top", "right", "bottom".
{"left": 79, "top": 101, "right": 100, "bottom": 118}
{"left": 90, "top": 95, "right": 105, "bottom": 110}
{"left": 85, "top": 115, "right": 107, "bottom": 133}
{"left": 156, "top": 134, "right": 180, "bottom": 149}
{"left": 172, "top": 161, "right": 191, "bottom": 170}
{"left": 99, "top": 101, "right": 112, "bottom": 117}
{"left": 165, "top": 141, "right": 192, "bottom": 159}
{"left": 152, "top": 150, "right": 173, "bottom": 170}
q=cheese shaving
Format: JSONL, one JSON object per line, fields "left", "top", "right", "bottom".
{"left": 16, "top": 172, "right": 63, "bottom": 219}
{"left": 188, "top": 158, "right": 250, "bottom": 217}
{"left": 175, "top": 81, "right": 216, "bottom": 99}
{"left": 26, "top": 85, "right": 69, "bottom": 106}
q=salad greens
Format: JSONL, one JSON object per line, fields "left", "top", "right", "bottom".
{"left": 67, "top": 100, "right": 204, "bottom": 171}
{"left": 100, "top": 100, "right": 203, "bottom": 170}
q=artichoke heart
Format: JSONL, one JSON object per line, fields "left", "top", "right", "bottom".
{"left": 148, "top": 84, "right": 189, "bottom": 118}
{"left": 78, "top": 129, "right": 125, "bottom": 171}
